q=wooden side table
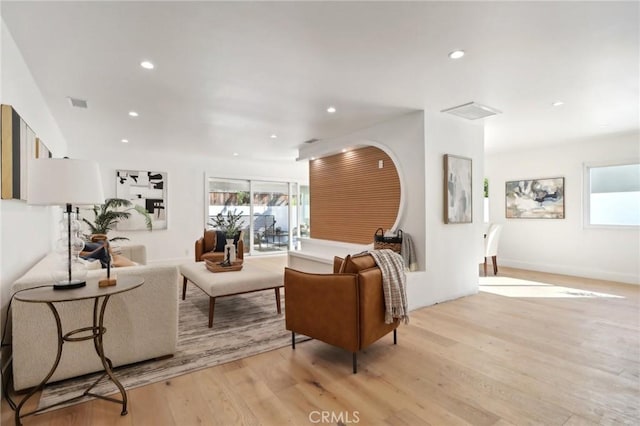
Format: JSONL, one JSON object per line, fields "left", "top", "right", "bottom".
{"left": 12, "top": 276, "right": 144, "bottom": 425}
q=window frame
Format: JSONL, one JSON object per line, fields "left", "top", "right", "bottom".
{"left": 203, "top": 174, "right": 306, "bottom": 255}
{"left": 583, "top": 159, "right": 640, "bottom": 229}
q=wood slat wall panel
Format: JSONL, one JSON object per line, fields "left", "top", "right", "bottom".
{"left": 310, "top": 146, "right": 401, "bottom": 244}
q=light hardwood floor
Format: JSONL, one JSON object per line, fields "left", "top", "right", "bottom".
{"left": 3, "top": 261, "right": 639, "bottom": 425}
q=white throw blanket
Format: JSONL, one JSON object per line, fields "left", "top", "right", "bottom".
{"left": 369, "top": 249, "right": 409, "bottom": 324}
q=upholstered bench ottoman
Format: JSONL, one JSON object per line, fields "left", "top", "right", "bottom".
{"left": 179, "top": 260, "right": 283, "bottom": 327}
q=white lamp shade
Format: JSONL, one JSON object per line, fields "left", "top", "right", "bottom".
{"left": 27, "top": 158, "right": 105, "bottom": 206}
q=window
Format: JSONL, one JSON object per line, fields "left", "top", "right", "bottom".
{"left": 252, "top": 181, "right": 290, "bottom": 253}
{"left": 206, "top": 177, "right": 303, "bottom": 254}
{"left": 584, "top": 162, "right": 640, "bottom": 227}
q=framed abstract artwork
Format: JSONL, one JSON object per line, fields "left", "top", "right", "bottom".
{"left": 1, "top": 104, "right": 52, "bottom": 200}
{"left": 444, "top": 154, "right": 473, "bottom": 224}
{"left": 505, "top": 177, "right": 565, "bottom": 219}
{"left": 116, "top": 170, "right": 168, "bottom": 230}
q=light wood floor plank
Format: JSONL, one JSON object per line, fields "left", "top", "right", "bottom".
{"left": 127, "top": 382, "right": 174, "bottom": 426}
{"left": 3, "top": 264, "right": 639, "bottom": 425}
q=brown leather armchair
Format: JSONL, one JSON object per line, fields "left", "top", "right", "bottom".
{"left": 195, "top": 230, "right": 244, "bottom": 263}
{"left": 284, "top": 253, "right": 399, "bottom": 373}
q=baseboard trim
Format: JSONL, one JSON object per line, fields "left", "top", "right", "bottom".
{"left": 499, "top": 258, "right": 640, "bottom": 285}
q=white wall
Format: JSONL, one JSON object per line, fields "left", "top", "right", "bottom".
{"left": 421, "top": 112, "right": 485, "bottom": 307}
{"left": 0, "top": 19, "right": 69, "bottom": 363}
{"left": 68, "top": 143, "right": 308, "bottom": 263}
{"left": 299, "top": 111, "right": 485, "bottom": 309}
{"left": 486, "top": 132, "right": 640, "bottom": 284}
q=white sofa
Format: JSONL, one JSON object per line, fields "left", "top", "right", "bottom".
{"left": 11, "top": 245, "right": 179, "bottom": 390}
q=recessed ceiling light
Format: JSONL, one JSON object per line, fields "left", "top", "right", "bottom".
{"left": 270, "top": 134, "right": 278, "bottom": 139}
{"left": 128, "top": 111, "right": 139, "bottom": 117}
{"left": 448, "top": 50, "right": 465, "bottom": 59}
{"left": 121, "top": 139, "right": 129, "bottom": 143}
{"left": 341, "top": 149, "right": 347, "bottom": 153}
{"left": 552, "top": 101, "right": 564, "bottom": 107}
{"left": 140, "top": 61, "right": 155, "bottom": 70}
{"left": 310, "top": 157, "right": 316, "bottom": 160}
{"left": 327, "top": 106, "right": 336, "bottom": 114}
{"left": 233, "top": 152, "right": 239, "bottom": 156}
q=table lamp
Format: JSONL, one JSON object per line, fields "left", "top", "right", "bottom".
{"left": 27, "top": 158, "right": 105, "bottom": 290}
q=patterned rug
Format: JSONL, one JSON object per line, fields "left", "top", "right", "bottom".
{"left": 37, "top": 284, "right": 302, "bottom": 411}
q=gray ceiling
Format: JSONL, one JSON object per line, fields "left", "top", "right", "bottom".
{"left": 2, "top": 1, "right": 638, "bottom": 161}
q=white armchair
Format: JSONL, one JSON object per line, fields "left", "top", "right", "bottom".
{"left": 484, "top": 223, "right": 503, "bottom": 276}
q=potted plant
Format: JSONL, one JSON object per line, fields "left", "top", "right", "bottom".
{"left": 81, "top": 198, "right": 153, "bottom": 242}
{"left": 209, "top": 210, "right": 244, "bottom": 263}
{"left": 209, "top": 209, "right": 244, "bottom": 240}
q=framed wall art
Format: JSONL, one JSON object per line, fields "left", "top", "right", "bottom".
{"left": 444, "top": 154, "right": 472, "bottom": 224}
{"left": 116, "top": 170, "right": 168, "bottom": 230}
{"left": 1, "top": 105, "right": 52, "bottom": 200}
{"left": 505, "top": 177, "right": 565, "bottom": 219}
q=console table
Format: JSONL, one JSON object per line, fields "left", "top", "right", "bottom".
{"left": 12, "top": 276, "right": 144, "bottom": 425}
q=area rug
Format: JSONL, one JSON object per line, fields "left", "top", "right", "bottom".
{"left": 37, "top": 284, "right": 302, "bottom": 411}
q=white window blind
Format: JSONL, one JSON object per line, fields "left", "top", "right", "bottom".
{"left": 586, "top": 163, "right": 640, "bottom": 226}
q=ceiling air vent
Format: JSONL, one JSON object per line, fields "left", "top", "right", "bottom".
{"left": 441, "top": 101, "right": 501, "bottom": 120}
{"left": 303, "top": 138, "right": 319, "bottom": 144}
{"left": 67, "top": 97, "right": 88, "bottom": 109}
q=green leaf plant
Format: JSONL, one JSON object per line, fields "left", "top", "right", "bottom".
{"left": 82, "top": 198, "right": 153, "bottom": 242}
{"left": 209, "top": 209, "right": 244, "bottom": 239}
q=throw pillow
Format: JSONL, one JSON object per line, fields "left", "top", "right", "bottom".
{"left": 82, "top": 241, "right": 102, "bottom": 252}
{"left": 79, "top": 258, "right": 102, "bottom": 270}
{"left": 111, "top": 254, "right": 138, "bottom": 268}
{"left": 213, "top": 230, "right": 226, "bottom": 253}
{"left": 342, "top": 253, "right": 376, "bottom": 273}
{"left": 80, "top": 243, "right": 111, "bottom": 268}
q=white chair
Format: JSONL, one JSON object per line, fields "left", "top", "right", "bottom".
{"left": 484, "top": 223, "right": 503, "bottom": 276}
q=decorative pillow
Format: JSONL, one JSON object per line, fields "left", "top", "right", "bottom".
{"left": 80, "top": 244, "right": 111, "bottom": 268}
{"left": 213, "top": 230, "right": 226, "bottom": 253}
{"left": 342, "top": 253, "right": 376, "bottom": 273}
{"left": 111, "top": 254, "right": 138, "bottom": 268}
{"left": 79, "top": 258, "right": 102, "bottom": 270}
{"left": 82, "top": 242, "right": 103, "bottom": 252}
